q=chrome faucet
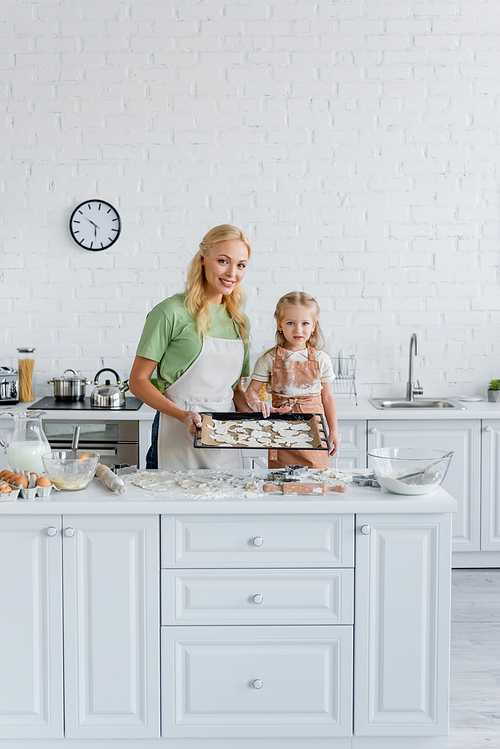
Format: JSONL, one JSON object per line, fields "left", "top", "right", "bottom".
{"left": 406, "top": 333, "right": 424, "bottom": 401}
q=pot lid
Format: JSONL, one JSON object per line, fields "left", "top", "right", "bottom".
{"left": 53, "top": 369, "right": 86, "bottom": 382}
{"left": 0, "top": 366, "right": 17, "bottom": 375}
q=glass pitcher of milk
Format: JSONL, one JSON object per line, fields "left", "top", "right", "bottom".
{"left": 0, "top": 411, "right": 50, "bottom": 474}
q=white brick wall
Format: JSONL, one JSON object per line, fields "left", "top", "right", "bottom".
{"left": 1, "top": 0, "right": 499, "bottom": 399}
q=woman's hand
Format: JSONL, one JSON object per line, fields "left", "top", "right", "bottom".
{"left": 329, "top": 432, "right": 341, "bottom": 456}
{"left": 183, "top": 411, "right": 203, "bottom": 437}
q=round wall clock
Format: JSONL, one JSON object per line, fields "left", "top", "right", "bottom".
{"left": 69, "top": 200, "right": 121, "bottom": 251}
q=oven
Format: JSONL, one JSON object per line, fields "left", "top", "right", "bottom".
{"left": 43, "top": 420, "right": 139, "bottom": 469}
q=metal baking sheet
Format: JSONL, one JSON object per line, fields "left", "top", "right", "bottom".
{"left": 194, "top": 412, "right": 331, "bottom": 451}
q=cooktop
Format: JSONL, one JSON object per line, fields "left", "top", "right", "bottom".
{"left": 30, "top": 396, "right": 144, "bottom": 411}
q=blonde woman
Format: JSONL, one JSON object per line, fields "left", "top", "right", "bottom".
{"left": 245, "top": 291, "right": 340, "bottom": 469}
{"left": 129, "top": 225, "right": 252, "bottom": 469}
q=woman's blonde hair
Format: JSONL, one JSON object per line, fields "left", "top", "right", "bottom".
{"left": 273, "top": 291, "right": 325, "bottom": 350}
{"left": 184, "top": 224, "right": 251, "bottom": 344}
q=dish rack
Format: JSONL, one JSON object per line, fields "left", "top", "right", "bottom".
{"left": 331, "top": 355, "right": 358, "bottom": 405}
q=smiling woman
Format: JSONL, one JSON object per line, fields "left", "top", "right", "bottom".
{"left": 129, "top": 225, "right": 253, "bottom": 470}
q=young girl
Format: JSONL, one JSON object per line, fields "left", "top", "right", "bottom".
{"left": 245, "top": 291, "right": 340, "bottom": 469}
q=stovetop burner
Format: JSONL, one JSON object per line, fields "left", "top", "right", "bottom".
{"left": 30, "top": 396, "right": 144, "bottom": 411}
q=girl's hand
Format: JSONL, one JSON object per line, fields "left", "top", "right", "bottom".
{"left": 253, "top": 402, "right": 293, "bottom": 419}
{"left": 254, "top": 401, "right": 271, "bottom": 418}
{"left": 329, "top": 432, "right": 341, "bottom": 456}
{"left": 183, "top": 411, "right": 202, "bottom": 437}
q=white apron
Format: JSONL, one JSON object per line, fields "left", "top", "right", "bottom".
{"left": 157, "top": 336, "right": 244, "bottom": 470}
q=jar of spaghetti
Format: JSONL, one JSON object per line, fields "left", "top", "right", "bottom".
{"left": 17, "top": 347, "right": 36, "bottom": 402}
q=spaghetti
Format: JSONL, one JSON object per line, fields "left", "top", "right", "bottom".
{"left": 18, "top": 357, "right": 35, "bottom": 402}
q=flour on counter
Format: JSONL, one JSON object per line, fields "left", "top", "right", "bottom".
{"left": 128, "top": 468, "right": 348, "bottom": 498}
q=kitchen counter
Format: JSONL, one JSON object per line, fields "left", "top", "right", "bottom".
{"left": 336, "top": 396, "right": 500, "bottom": 420}
{"left": 0, "top": 467, "right": 455, "bottom": 749}
{"left": 0, "top": 470, "right": 457, "bottom": 515}
{"left": 3, "top": 397, "right": 500, "bottom": 421}
{"left": 0, "top": 399, "right": 156, "bottom": 420}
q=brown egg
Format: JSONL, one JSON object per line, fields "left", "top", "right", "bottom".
{"left": 30, "top": 472, "right": 39, "bottom": 482}
{"left": 0, "top": 470, "right": 12, "bottom": 481}
{"left": 11, "top": 473, "right": 29, "bottom": 489}
{"left": 36, "top": 476, "right": 51, "bottom": 487}
{"left": 0, "top": 482, "right": 12, "bottom": 493}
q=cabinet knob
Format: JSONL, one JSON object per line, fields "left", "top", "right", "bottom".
{"left": 252, "top": 594, "right": 264, "bottom": 605}
{"left": 485, "top": 426, "right": 492, "bottom": 432}
{"left": 64, "top": 527, "right": 75, "bottom": 538}
{"left": 370, "top": 428, "right": 377, "bottom": 434}
{"left": 252, "top": 679, "right": 263, "bottom": 690}
{"left": 46, "top": 526, "right": 57, "bottom": 537}
{"left": 252, "top": 536, "right": 264, "bottom": 547}
{"left": 360, "top": 524, "right": 371, "bottom": 535}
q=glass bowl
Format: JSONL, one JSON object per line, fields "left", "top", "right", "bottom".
{"left": 367, "top": 447, "right": 453, "bottom": 495}
{"left": 41, "top": 450, "right": 100, "bottom": 491}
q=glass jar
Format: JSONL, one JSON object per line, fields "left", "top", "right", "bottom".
{"left": 17, "top": 347, "right": 35, "bottom": 402}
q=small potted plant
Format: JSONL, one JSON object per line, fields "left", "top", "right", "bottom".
{"left": 488, "top": 379, "right": 500, "bottom": 403}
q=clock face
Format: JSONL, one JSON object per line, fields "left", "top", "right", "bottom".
{"left": 69, "top": 200, "right": 121, "bottom": 251}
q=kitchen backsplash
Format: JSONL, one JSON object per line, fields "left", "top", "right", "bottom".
{"left": 2, "top": 0, "right": 499, "bottom": 399}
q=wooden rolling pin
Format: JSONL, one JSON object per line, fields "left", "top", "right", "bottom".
{"left": 95, "top": 464, "right": 127, "bottom": 494}
{"left": 263, "top": 482, "right": 347, "bottom": 495}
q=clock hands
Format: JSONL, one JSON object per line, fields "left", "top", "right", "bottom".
{"left": 84, "top": 216, "right": 100, "bottom": 230}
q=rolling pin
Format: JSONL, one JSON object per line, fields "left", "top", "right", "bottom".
{"left": 263, "top": 482, "right": 347, "bottom": 495}
{"left": 96, "top": 464, "right": 127, "bottom": 494}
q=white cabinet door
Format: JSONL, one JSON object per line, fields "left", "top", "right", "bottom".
{"left": 337, "top": 419, "right": 367, "bottom": 470}
{"left": 368, "top": 419, "right": 481, "bottom": 551}
{"left": 354, "top": 513, "right": 452, "bottom": 736}
{"left": 162, "top": 625, "right": 353, "bottom": 738}
{"left": 0, "top": 515, "right": 63, "bottom": 739}
{"left": 481, "top": 420, "right": 500, "bottom": 550}
{"left": 62, "top": 514, "right": 160, "bottom": 739}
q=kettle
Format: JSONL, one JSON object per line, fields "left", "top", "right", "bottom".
{"left": 90, "top": 369, "right": 129, "bottom": 409}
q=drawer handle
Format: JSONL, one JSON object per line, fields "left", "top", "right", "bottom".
{"left": 46, "top": 526, "right": 58, "bottom": 537}
{"left": 64, "top": 527, "right": 75, "bottom": 538}
{"left": 252, "top": 594, "right": 264, "bottom": 605}
{"left": 252, "top": 679, "right": 263, "bottom": 690}
{"left": 252, "top": 536, "right": 264, "bottom": 547}
{"left": 485, "top": 426, "right": 492, "bottom": 432}
{"left": 360, "top": 524, "right": 371, "bottom": 535}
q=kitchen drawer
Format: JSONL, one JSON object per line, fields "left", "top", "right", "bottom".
{"left": 161, "top": 514, "right": 354, "bottom": 568}
{"left": 161, "top": 625, "right": 353, "bottom": 738}
{"left": 161, "top": 568, "right": 354, "bottom": 625}
{"left": 337, "top": 419, "right": 366, "bottom": 452}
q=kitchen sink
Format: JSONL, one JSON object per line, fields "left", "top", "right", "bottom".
{"left": 369, "top": 398, "right": 465, "bottom": 410}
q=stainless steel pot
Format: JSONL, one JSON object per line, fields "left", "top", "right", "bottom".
{"left": 47, "top": 369, "right": 91, "bottom": 402}
{"left": 90, "top": 368, "right": 129, "bottom": 409}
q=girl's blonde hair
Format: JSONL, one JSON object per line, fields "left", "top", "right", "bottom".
{"left": 184, "top": 224, "right": 251, "bottom": 344}
{"left": 273, "top": 291, "right": 325, "bottom": 350}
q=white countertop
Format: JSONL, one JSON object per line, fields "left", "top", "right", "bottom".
{"left": 0, "top": 470, "right": 457, "bottom": 515}
{"left": 3, "top": 397, "right": 500, "bottom": 422}
{"left": 0, "top": 400, "right": 156, "bottom": 421}
{"left": 335, "top": 396, "right": 500, "bottom": 420}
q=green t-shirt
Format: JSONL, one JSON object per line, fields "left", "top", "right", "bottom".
{"left": 136, "top": 294, "right": 250, "bottom": 392}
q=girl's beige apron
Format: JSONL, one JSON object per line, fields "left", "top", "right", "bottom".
{"left": 158, "top": 336, "right": 244, "bottom": 470}
{"left": 268, "top": 344, "right": 330, "bottom": 469}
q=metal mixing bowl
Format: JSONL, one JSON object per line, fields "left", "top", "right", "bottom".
{"left": 367, "top": 447, "right": 453, "bottom": 496}
{"left": 41, "top": 450, "right": 100, "bottom": 491}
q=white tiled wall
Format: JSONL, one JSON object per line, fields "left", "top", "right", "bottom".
{"left": 1, "top": 0, "right": 499, "bottom": 399}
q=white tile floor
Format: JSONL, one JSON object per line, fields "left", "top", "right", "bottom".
{"left": 448, "top": 569, "right": 500, "bottom": 748}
